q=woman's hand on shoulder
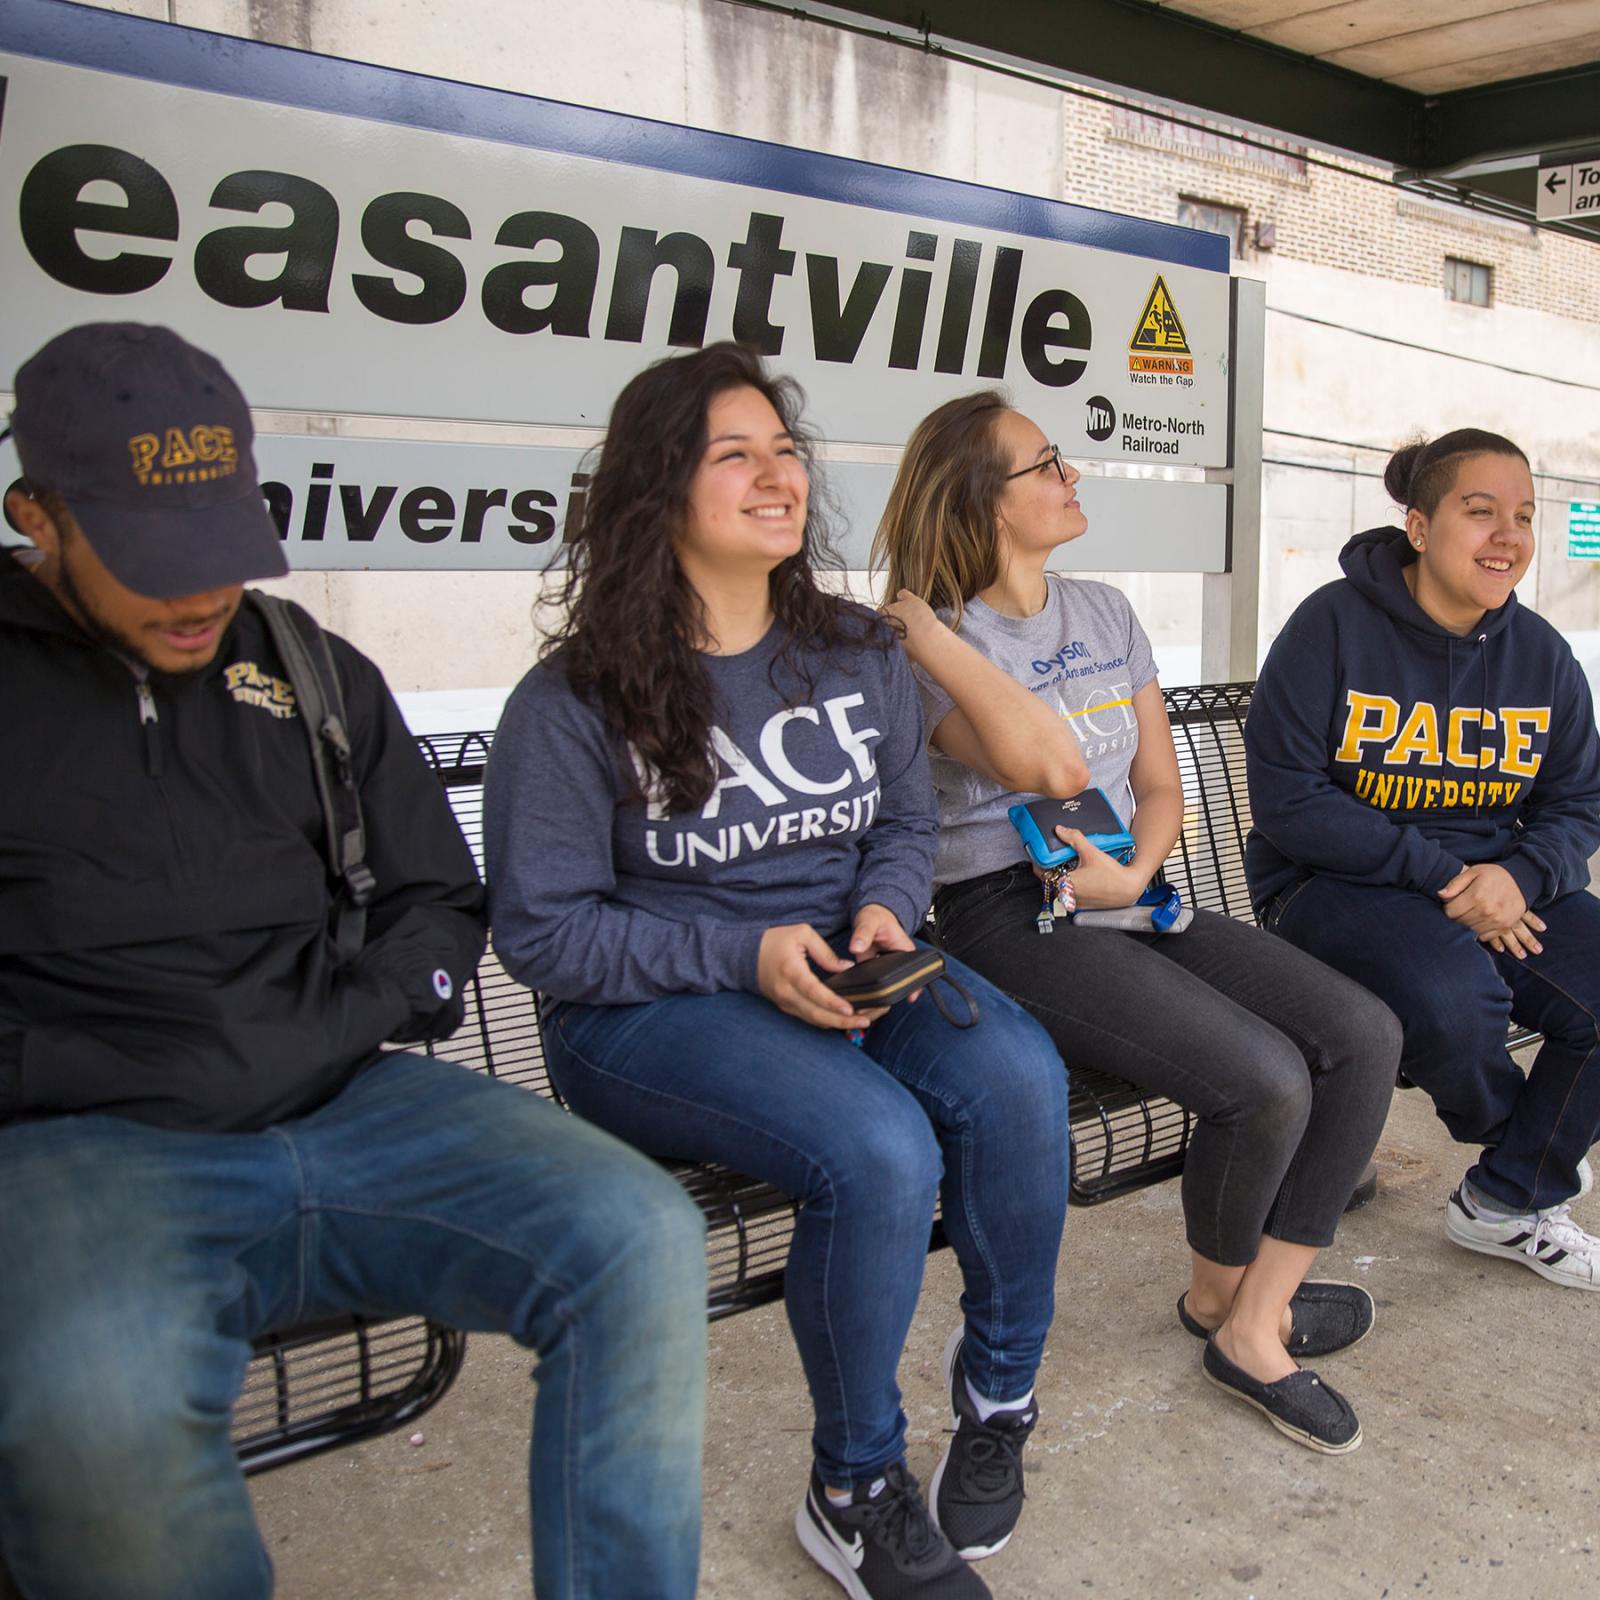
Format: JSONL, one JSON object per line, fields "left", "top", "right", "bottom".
{"left": 1050, "top": 829, "right": 1147, "bottom": 910}
{"left": 758, "top": 922, "right": 888, "bottom": 1031}
{"left": 881, "top": 589, "right": 945, "bottom": 665}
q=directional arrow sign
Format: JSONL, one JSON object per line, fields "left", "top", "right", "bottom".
{"left": 1538, "top": 162, "right": 1573, "bottom": 220}
{"left": 1539, "top": 159, "right": 1600, "bottom": 222}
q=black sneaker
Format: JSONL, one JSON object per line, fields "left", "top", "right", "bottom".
{"left": 929, "top": 1327, "right": 1037, "bottom": 1559}
{"left": 795, "top": 1461, "right": 991, "bottom": 1599}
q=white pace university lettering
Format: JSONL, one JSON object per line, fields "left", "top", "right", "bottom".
{"left": 701, "top": 694, "right": 876, "bottom": 820}
{"left": 641, "top": 695, "right": 882, "bottom": 867}
{"left": 759, "top": 707, "right": 852, "bottom": 796}
{"left": 644, "top": 790, "right": 882, "bottom": 868}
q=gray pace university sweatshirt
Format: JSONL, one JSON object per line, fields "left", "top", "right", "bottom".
{"left": 483, "top": 617, "right": 938, "bottom": 1005}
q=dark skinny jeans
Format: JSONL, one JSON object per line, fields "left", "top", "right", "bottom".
{"left": 933, "top": 866, "right": 1401, "bottom": 1265}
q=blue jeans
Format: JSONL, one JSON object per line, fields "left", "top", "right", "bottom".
{"left": 1271, "top": 877, "right": 1600, "bottom": 1213}
{"left": 0, "top": 1055, "right": 707, "bottom": 1600}
{"left": 542, "top": 949, "right": 1070, "bottom": 1490}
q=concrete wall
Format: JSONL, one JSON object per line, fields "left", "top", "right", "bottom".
{"left": 1258, "top": 253, "right": 1600, "bottom": 647}
{"left": 1068, "top": 101, "right": 1600, "bottom": 323}
{"left": 57, "top": 0, "right": 1600, "bottom": 694}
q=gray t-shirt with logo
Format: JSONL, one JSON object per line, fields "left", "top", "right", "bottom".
{"left": 913, "top": 576, "right": 1158, "bottom": 888}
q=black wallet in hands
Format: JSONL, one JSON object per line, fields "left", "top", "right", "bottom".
{"left": 824, "top": 949, "right": 981, "bottom": 1029}
{"left": 823, "top": 949, "right": 946, "bottom": 1007}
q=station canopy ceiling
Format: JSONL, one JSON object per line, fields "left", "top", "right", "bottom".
{"left": 790, "top": 1, "right": 1600, "bottom": 245}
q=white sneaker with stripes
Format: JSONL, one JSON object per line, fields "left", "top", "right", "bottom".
{"left": 1445, "top": 1185, "right": 1600, "bottom": 1291}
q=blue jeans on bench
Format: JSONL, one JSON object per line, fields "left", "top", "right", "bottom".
{"left": 0, "top": 1053, "right": 707, "bottom": 1600}
{"left": 1269, "top": 878, "right": 1600, "bottom": 1214}
{"left": 543, "top": 951, "right": 1070, "bottom": 1490}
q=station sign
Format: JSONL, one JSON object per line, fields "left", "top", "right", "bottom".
{"left": 0, "top": 0, "right": 1228, "bottom": 468}
{"left": 0, "top": 430, "right": 1229, "bottom": 573}
{"left": 1536, "top": 158, "right": 1600, "bottom": 222}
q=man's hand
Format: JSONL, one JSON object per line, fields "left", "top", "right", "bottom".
{"left": 757, "top": 922, "right": 887, "bottom": 1032}
{"left": 880, "top": 590, "right": 945, "bottom": 666}
{"left": 1481, "top": 910, "right": 1547, "bottom": 961}
{"left": 1049, "top": 829, "right": 1146, "bottom": 910}
{"left": 1439, "top": 863, "right": 1527, "bottom": 936}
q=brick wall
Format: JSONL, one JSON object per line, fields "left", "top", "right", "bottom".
{"left": 1059, "top": 94, "right": 1599, "bottom": 326}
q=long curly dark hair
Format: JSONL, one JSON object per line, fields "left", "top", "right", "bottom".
{"left": 543, "top": 342, "right": 888, "bottom": 813}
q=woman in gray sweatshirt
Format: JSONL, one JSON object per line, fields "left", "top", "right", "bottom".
{"left": 484, "top": 343, "right": 1069, "bottom": 1600}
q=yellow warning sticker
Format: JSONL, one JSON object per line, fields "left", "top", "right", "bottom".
{"left": 1131, "top": 277, "right": 1190, "bottom": 351}
{"left": 1128, "top": 276, "right": 1194, "bottom": 376}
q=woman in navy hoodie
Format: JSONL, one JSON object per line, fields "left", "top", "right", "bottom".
{"left": 1246, "top": 429, "right": 1600, "bottom": 1291}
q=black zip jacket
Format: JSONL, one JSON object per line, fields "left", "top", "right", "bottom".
{"left": 0, "top": 556, "right": 487, "bottom": 1132}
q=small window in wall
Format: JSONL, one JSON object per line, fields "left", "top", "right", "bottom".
{"left": 1444, "top": 257, "right": 1492, "bottom": 306}
{"left": 1177, "top": 197, "right": 1247, "bottom": 258}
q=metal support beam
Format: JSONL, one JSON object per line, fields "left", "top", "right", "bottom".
{"left": 1202, "top": 277, "right": 1264, "bottom": 684}
{"left": 810, "top": 0, "right": 1418, "bottom": 164}
{"left": 1428, "top": 61, "right": 1600, "bottom": 175}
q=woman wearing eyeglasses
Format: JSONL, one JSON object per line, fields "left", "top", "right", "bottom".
{"left": 874, "top": 392, "right": 1401, "bottom": 1456}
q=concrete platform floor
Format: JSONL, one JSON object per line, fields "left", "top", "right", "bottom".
{"left": 251, "top": 1079, "right": 1600, "bottom": 1599}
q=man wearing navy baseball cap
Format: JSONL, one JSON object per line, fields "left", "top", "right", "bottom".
{"left": 3, "top": 322, "right": 288, "bottom": 673}
{"left": 0, "top": 325, "right": 706, "bottom": 1600}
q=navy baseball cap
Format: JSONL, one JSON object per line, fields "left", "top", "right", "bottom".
{"left": 5, "top": 323, "right": 288, "bottom": 598}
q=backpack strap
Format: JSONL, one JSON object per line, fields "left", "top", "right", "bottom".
{"left": 249, "top": 592, "right": 376, "bottom": 963}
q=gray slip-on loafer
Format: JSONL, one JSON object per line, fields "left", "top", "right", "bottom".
{"left": 1178, "top": 1280, "right": 1375, "bottom": 1359}
{"left": 1201, "top": 1337, "right": 1363, "bottom": 1454}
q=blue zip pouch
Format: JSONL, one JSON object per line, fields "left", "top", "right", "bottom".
{"left": 1007, "top": 788, "right": 1136, "bottom": 870}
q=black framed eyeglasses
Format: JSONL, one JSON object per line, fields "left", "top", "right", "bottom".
{"left": 1005, "top": 443, "right": 1067, "bottom": 484}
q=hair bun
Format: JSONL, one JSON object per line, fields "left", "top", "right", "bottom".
{"left": 1384, "top": 427, "right": 1528, "bottom": 514}
{"left": 1384, "top": 439, "right": 1426, "bottom": 507}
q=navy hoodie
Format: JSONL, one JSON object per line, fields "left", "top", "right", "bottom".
{"left": 1244, "top": 526, "right": 1600, "bottom": 913}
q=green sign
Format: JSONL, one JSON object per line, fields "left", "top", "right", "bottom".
{"left": 1570, "top": 501, "right": 1600, "bottom": 561}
